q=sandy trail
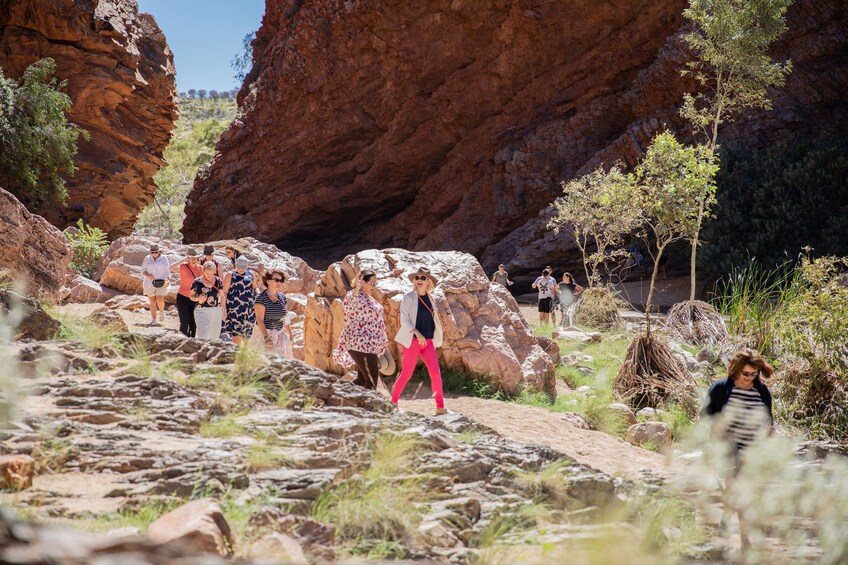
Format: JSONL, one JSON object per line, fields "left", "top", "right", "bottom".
{"left": 400, "top": 394, "right": 670, "bottom": 481}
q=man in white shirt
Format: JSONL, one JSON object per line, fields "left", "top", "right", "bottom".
{"left": 531, "top": 268, "right": 557, "bottom": 325}
{"left": 140, "top": 243, "right": 171, "bottom": 325}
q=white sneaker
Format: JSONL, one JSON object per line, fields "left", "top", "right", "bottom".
{"left": 158, "top": 310, "right": 165, "bottom": 322}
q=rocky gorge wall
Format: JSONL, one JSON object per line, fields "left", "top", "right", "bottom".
{"left": 0, "top": 0, "right": 177, "bottom": 238}
{"left": 184, "top": 0, "right": 847, "bottom": 274}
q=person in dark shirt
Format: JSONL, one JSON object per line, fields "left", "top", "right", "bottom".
{"left": 390, "top": 267, "right": 447, "bottom": 416}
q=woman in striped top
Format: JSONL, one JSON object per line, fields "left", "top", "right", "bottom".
{"left": 703, "top": 347, "right": 774, "bottom": 551}
{"left": 248, "top": 269, "right": 293, "bottom": 356}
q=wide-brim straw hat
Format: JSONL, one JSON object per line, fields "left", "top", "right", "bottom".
{"left": 377, "top": 349, "right": 396, "bottom": 376}
{"left": 407, "top": 267, "right": 438, "bottom": 286}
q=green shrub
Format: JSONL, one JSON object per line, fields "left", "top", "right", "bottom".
{"left": 0, "top": 58, "right": 86, "bottom": 206}
{"left": 66, "top": 219, "right": 108, "bottom": 277}
{"left": 700, "top": 137, "right": 848, "bottom": 285}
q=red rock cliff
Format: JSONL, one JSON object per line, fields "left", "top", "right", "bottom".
{"left": 184, "top": 0, "right": 847, "bottom": 269}
{"left": 0, "top": 0, "right": 177, "bottom": 238}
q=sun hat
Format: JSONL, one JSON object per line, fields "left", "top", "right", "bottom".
{"left": 203, "top": 244, "right": 214, "bottom": 256}
{"left": 186, "top": 248, "right": 198, "bottom": 256}
{"left": 149, "top": 243, "right": 160, "bottom": 253}
{"left": 377, "top": 349, "right": 396, "bottom": 376}
{"left": 235, "top": 256, "right": 249, "bottom": 270}
{"left": 407, "top": 267, "right": 438, "bottom": 286}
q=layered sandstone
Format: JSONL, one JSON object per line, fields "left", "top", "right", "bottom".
{"left": 0, "top": 0, "right": 177, "bottom": 237}
{"left": 304, "top": 249, "right": 555, "bottom": 396}
{"left": 0, "top": 187, "right": 72, "bottom": 299}
{"left": 185, "top": 0, "right": 847, "bottom": 273}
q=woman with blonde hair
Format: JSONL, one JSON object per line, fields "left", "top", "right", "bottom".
{"left": 390, "top": 267, "right": 447, "bottom": 415}
{"left": 190, "top": 261, "right": 225, "bottom": 340}
{"left": 333, "top": 269, "right": 388, "bottom": 390}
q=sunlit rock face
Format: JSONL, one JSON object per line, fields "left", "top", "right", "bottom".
{"left": 0, "top": 0, "right": 178, "bottom": 237}
{"left": 185, "top": 0, "right": 847, "bottom": 273}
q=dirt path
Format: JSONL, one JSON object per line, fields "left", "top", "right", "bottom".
{"left": 401, "top": 394, "right": 670, "bottom": 482}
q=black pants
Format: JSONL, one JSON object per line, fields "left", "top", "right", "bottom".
{"left": 348, "top": 350, "right": 379, "bottom": 390}
{"left": 176, "top": 293, "right": 197, "bottom": 337}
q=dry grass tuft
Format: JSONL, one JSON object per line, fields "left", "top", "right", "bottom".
{"left": 664, "top": 300, "right": 728, "bottom": 346}
{"left": 574, "top": 285, "right": 626, "bottom": 330}
{"left": 613, "top": 334, "right": 699, "bottom": 416}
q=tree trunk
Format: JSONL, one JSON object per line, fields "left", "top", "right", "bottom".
{"left": 645, "top": 244, "right": 666, "bottom": 337}
{"left": 689, "top": 200, "right": 706, "bottom": 305}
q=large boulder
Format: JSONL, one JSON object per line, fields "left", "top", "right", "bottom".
{"left": 0, "top": 0, "right": 177, "bottom": 237}
{"left": 304, "top": 249, "right": 555, "bottom": 396}
{"left": 93, "top": 236, "right": 320, "bottom": 301}
{"left": 0, "top": 188, "right": 72, "bottom": 300}
{"left": 1, "top": 290, "right": 61, "bottom": 341}
{"left": 60, "top": 274, "right": 120, "bottom": 304}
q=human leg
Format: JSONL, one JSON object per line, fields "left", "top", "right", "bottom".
{"left": 419, "top": 340, "right": 444, "bottom": 410}
{"left": 391, "top": 341, "right": 421, "bottom": 404}
{"left": 147, "top": 296, "right": 158, "bottom": 322}
{"left": 207, "top": 307, "right": 223, "bottom": 340}
{"left": 348, "top": 350, "right": 379, "bottom": 389}
{"left": 156, "top": 296, "right": 166, "bottom": 321}
{"left": 175, "top": 294, "right": 194, "bottom": 336}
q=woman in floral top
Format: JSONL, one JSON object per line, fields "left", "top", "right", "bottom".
{"left": 333, "top": 269, "right": 389, "bottom": 390}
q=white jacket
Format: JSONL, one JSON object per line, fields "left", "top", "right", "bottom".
{"left": 395, "top": 290, "right": 444, "bottom": 348}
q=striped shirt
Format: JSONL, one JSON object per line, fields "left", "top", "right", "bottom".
{"left": 724, "top": 387, "right": 769, "bottom": 450}
{"left": 255, "top": 290, "right": 287, "bottom": 331}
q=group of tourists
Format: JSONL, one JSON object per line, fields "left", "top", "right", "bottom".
{"left": 140, "top": 243, "right": 292, "bottom": 355}
{"left": 490, "top": 264, "right": 584, "bottom": 327}
{"left": 331, "top": 267, "right": 448, "bottom": 415}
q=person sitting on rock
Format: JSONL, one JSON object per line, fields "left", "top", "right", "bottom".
{"left": 170, "top": 247, "right": 203, "bottom": 337}
{"left": 531, "top": 268, "right": 557, "bottom": 326}
{"left": 223, "top": 255, "right": 257, "bottom": 346}
{"left": 190, "top": 261, "right": 225, "bottom": 340}
{"left": 202, "top": 244, "right": 224, "bottom": 279}
{"left": 333, "top": 269, "right": 389, "bottom": 390}
{"left": 556, "top": 272, "right": 583, "bottom": 328}
{"left": 141, "top": 243, "right": 170, "bottom": 326}
{"left": 249, "top": 269, "right": 293, "bottom": 356}
{"left": 391, "top": 267, "right": 448, "bottom": 416}
{"left": 491, "top": 264, "right": 514, "bottom": 287}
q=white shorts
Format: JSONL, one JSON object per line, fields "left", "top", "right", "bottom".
{"left": 143, "top": 281, "right": 170, "bottom": 297}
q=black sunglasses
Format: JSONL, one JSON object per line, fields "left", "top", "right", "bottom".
{"left": 270, "top": 278, "right": 284, "bottom": 283}
{"left": 413, "top": 276, "right": 428, "bottom": 281}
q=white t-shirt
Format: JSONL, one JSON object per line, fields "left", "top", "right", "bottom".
{"left": 533, "top": 276, "right": 557, "bottom": 299}
{"left": 141, "top": 254, "right": 170, "bottom": 280}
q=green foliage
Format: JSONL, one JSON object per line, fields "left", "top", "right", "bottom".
{"left": 230, "top": 31, "right": 255, "bottom": 84}
{"left": 134, "top": 97, "right": 237, "bottom": 239}
{"left": 700, "top": 138, "right": 848, "bottom": 284}
{"left": 0, "top": 58, "right": 86, "bottom": 207}
{"left": 50, "top": 309, "right": 122, "bottom": 351}
{"left": 313, "top": 433, "right": 427, "bottom": 548}
{"left": 548, "top": 164, "right": 642, "bottom": 286}
{"left": 681, "top": 0, "right": 793, "bottom": 148}
{"left": 711, "top": 259, "right": 799, "bottom": 355}
{"left": 199, "top": 412, "right": 247, "bottom": 438}
{"left": 772, "top": 256, "right": 848, "bottom": 375}
{"left": 66, "top": 219, "right": 108, "bottom": 277}
{"left": 635, "top": 132, "right": 718, "bottom": 328}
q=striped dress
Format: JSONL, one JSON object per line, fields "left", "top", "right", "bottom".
{"left": 724, "top": 387, "right": 770, "bottom": 452}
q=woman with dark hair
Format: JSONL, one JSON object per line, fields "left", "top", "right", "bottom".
{"left": 170, "top": 248, "right": 203, "bottom": 337}
{"left": 333, "top": 269, "right": 389, "bottom": 390}
{"left": 556, "top": 272, "right": 583, "bottom": 328}
{"left": 391, "top": 267, "right": 447, "bottom": 415}
{"left": 703, "top": 347, "right": 775, "bottom": 550}
{"left": 703, "top": 347, "right": 775, "bottom": 454}
{"left": 249, "top": 269, "right": 293, "bottom": 356}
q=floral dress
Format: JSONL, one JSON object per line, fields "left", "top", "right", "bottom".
{"left": 333, "top": 290, "right": 388, "bottom": 367}
{"left": 225, "top": 269, "right": 255, "bottom": 337}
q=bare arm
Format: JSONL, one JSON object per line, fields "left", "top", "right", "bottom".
{"left": 254, "top": 303, "right": 268, "bottom": 338}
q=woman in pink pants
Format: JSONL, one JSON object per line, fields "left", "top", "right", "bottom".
{"left": 391, "top": 267, "right": 448, "bottom": 416}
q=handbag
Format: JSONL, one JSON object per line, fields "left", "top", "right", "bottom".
{"left": 152, "top": 279, "right": 166, "bottom": 288}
